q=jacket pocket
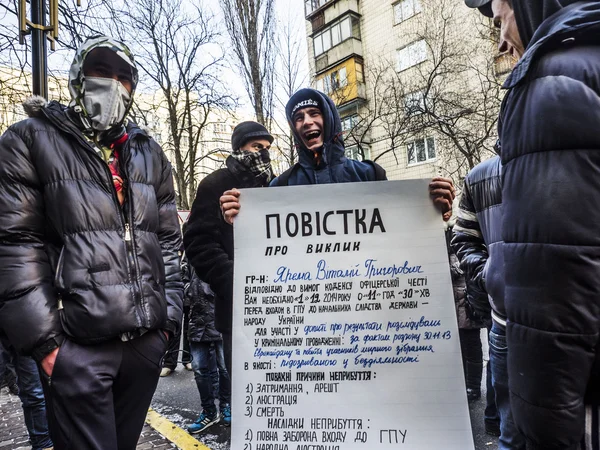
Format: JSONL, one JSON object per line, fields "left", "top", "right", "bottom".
{"left": 50, "top": 338, "right": 69, "bottom": 381}
{"left": 488, "top": 330, "right": 507, "bottom": 352}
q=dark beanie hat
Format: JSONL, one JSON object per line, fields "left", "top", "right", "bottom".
{"left": 464, "top": 0, "right": 493, "bottom": 17}
{"left": 231, "top": 121, "right": 274, "bottom": 150}
{"left": 286, "top": 88, "right": 323, "bottom": 120}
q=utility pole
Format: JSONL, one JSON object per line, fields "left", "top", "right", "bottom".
{"left": 18, "top": 0, "right": 63, "bottom": 99}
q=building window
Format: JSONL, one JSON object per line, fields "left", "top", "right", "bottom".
{"left": 346, "top": 145, "right": 369, "bottom": 161}
{"left": 316, "top": 66, "right": 348, "bottom": 94}
{"left": 396, "top": 40, "right": 428, "bottom": 72}
{"left": 407, "top": 137, "right": 436, "bottom": 165}
{"left": 331, "top": 23, "right": 341, "bottom": 46}
{"left": 393, "top": 0, "right": 422, "bottom": 24}
{"left": 355, "top": 62, "right": 364, "bottom": 83}
{"left": 404, "top": 90, "right": 426, "bottom": 115}
{"left": 341, "top": 114, "right": 358, "bottom": 132}
{"left": 213, "top": 123, "right": 230, "bottom": 134}
{"left": 313, "top": 15, "right": 360, "bottom": 57}
{"left": 314, "top": 35, "right": 324, "bottom": 55}
{"left": 331, "top": 67, "right": 347, "bottom": 91}
{"left": 305, "top": 0, "right": 331, "bottom": 16}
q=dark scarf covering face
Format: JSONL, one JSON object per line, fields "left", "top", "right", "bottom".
{"left": 512, "top": 0, "right": 584, "bottom": 48}
{"left": 230, "top": 148, "right": 274, "bottom": 184}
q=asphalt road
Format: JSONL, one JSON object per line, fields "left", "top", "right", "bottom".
{"left": 151, "top": 360, "right": 499, "bottom": 450}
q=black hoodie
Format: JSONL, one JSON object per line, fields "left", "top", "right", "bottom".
{"left": 270, "top": 88, "right": 386, "bottom": 186}
{"left": 512, "top": 0, "right": 584, "bottom": 48}
{"left": 499, "top": 2, "right": 600, "bottom": 450}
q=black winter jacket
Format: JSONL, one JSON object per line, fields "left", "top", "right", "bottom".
{"left": 184, "top": 156, "right": 270, "bottom": 333}
{"left": 452, "top": 156, "right": 502, "bottom": 326}
{"left": 187, "top": 272, "right": 221, "bottom": 343}
{"left": 0, "top": 99, "right": 183, "bottom": 361}
{"left": 499, "top": 3, "right": 600, "bottom": 449}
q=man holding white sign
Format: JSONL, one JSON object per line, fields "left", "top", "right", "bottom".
{"left": 212, "top": 89, "right": 462, "bottom": 448}
{"left": 220, "top": 88, "right": 455, "bottom": 222}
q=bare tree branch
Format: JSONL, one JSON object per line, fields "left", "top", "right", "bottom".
{"left": 219, "top": 0, "right": 276, "bottom": 127}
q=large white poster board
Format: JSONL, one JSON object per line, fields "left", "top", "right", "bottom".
{"left": 232, "top": 180, "right": 474, "bottom": 450}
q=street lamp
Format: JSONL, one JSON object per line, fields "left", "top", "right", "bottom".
{"left": 17, "top": 0, "right": 79, "bottom": 98}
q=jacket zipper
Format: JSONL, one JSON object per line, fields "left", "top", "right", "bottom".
{"left": 123, "top": 221, "right": 144, "bottom": 326}
{"left": 103, "top": 159, "right": 145, "bottom": 327}
{"left": 121, "top": 153, "right": 147, "bottom": 328}
{"left": 49, "top": 116, "right": 146, "bottom": 328}
{"left": 43, "top": 112, "right": 147, "bottom": 327}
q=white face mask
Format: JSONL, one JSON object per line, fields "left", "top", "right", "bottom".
{"left": 82, "top": 77, "right": 131, "bottom": 131}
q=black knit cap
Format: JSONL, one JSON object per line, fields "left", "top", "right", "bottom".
{"left": 231, "top": 121, "right": 274, "bottom": 151}
{"left": 465, "top": 0, "right": 493, "bottom": 17}
{"left": 286, "top": 89, "right": 323, "bottom": 120}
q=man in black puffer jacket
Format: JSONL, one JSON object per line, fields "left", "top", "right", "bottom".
{"left": 0, "top": 35, "right": 183, "bottom": 450}
{"left": 475, "top": 1, "right": 600, "bottom": 449}
{"left": 184, "top": 121, "right": 275, "bottom": 381}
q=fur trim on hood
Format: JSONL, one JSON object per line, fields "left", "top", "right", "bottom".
{"left": 513, "top": 0, "right": 582, "bottom": 49}
{"left": 22, "top": 96, "right": 48, "bottom": 118}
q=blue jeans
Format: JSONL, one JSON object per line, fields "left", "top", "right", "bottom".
{"left": 1, "top": 339, "right": 53, "bottom": 450}
{"left": 485, "top": 356, "right": 500, "bottom": 426}
{"left": 190, "top": 341, "right": 231, "bottom": 414}
{"left": 489, "top": 322, "right": 526, "bottom": 450}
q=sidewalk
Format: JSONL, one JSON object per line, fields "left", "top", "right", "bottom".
{"left": 0, "top": 387, "right": 183, "bottom": 450}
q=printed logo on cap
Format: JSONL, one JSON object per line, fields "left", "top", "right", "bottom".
{"left": 292, "top": 99, "right": 319, "bottom": 116}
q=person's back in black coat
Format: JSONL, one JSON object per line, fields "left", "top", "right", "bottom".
{"left": 183, "top": 156, "right": 270, "bottom": 334}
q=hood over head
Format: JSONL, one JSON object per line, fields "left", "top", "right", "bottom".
{"left": 68, "top": 35, "right": 138, "bottom": 130}
{"left": 512, "top": 0, "right": 585, "bottom": 48}
{"left": 285, "top": 88, "right": 345, "bottom": 167}
{"left": 503, "top": 1, "right": 600, "bottom": 89}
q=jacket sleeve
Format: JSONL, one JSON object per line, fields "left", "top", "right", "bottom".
{"left": 0, "top": 127, "right": 63, "bottom": 361}
{"left": 155, "top": 148, "right": 184, "bottom": 335}
{"left": 183, "top": 180, "right": 233, "bottom": 315}
{"left": 451, "top": 180, "right": 491, "bottom": 320}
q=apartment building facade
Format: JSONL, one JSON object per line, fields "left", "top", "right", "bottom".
{"left": 304, "top": 0, "right": 506, "bottom": 181}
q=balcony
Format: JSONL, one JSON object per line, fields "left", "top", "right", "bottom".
{"left": 305, "top": 0, "right": 334, "bottom": 18}
{"left": 337, "top": 83, "right": 367, "bottom": 112}
{"left": 324, "top": 0, "right": 359, "bottom": 23}
{"left": 308, "top": 0, "right": 360, "bottom": 29}
{"left": 316, "top": 37, "right": 362, "bottom": 73}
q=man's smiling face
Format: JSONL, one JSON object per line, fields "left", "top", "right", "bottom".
{"left": 293, "top": 106, "right": 325, "bottom": 152}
